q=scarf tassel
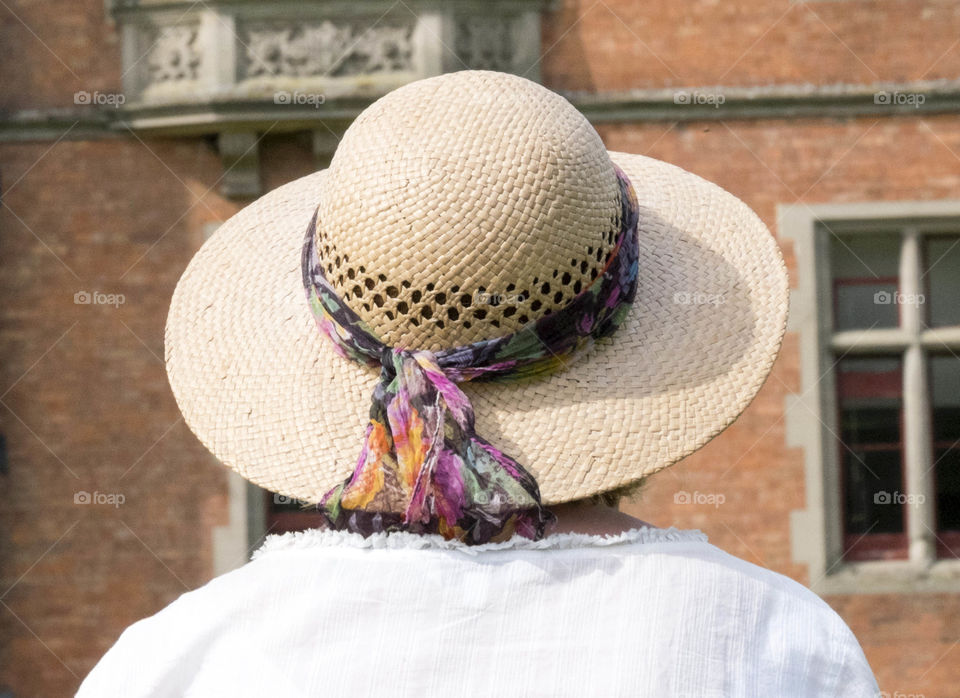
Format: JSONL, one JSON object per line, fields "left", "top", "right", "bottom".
{"left": 320, "top": 348, "right": 555, "bottom": 543}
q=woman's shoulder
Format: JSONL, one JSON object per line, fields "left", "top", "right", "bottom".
{"left": 77, "top": 526, "right": 878, "bottom": 697}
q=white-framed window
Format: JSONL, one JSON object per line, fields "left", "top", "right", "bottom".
{"left": 781, "top": 201, "right": 960, "bottom": 594}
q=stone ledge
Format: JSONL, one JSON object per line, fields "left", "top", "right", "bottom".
{"left": 4, "top": 77, "right": 960, "bottom": 143}
{"left": 568, "top": 77, "right": 960, "bottom": 122}
{"left": 813, "top": 559, "right": 960, "bottom": 595}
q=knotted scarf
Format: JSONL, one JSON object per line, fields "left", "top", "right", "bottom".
{"left": 302, "top": 164, "right": 640, "bottom": 544}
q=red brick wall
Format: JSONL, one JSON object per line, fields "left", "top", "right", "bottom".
{"left": 0, "top": 0, "right": 121, "bottom": 111}
{"left": 542, "top": 0, "right": 960, "bottom": 90}
{"left": 0, "top": 139, "right": 236, "bottom": 695}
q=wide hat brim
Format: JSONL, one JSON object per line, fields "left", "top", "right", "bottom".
{"left": 164, "top": 151, "right": 789, "bottom": 506}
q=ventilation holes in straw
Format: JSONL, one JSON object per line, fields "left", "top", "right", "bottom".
{"left": 319, "top": 194, "right": 624, "bottom": 340}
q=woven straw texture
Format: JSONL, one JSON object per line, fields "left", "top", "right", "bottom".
{"left": 315, "top": 72, "right": 621, "bottom": 351}
{"left": 164, "top": 71, "right": 789, "bottom": 506}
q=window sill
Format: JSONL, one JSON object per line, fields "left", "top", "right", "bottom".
{"left": 812, "top": 558, "right": 960, "bottom": 595}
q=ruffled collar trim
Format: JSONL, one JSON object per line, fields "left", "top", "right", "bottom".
{"left": 252, "top": 525, "right": 708, "bottom": 559}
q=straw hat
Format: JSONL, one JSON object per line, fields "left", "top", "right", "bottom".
{"left": 164, "top": 70, "right": 789, "bottom": 506}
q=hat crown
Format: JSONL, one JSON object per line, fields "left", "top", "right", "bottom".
{"left": 315, "top": 70, "right": 622, "bottom": 351}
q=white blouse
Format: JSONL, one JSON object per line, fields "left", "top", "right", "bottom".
{"left": 77, "top": 526, "right": 879, "bottom": 697}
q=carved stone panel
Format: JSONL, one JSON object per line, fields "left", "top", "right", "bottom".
{"left": 112, "top": 0, "right": 546, "bottom": 178}
{"left": 240, "top": 21, "right": 415, "bottom": 79}
{"left": 454, "top": 16, "right": 515, "bottom": 72}
{"left": 146, "top": 24, "right": 202, "bottom": 84}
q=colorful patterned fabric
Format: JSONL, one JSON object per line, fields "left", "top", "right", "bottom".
{"left": 301, "top": 165, "right": 640, "bottom": 544}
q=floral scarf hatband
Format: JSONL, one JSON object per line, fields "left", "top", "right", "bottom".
{"left": 301, "top": 165, "right": 640, "bottom": 545}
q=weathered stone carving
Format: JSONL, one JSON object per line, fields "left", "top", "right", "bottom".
{"left": 454, "top": 16, "right": 515, "bottom": 71}
{"left": 146, "top": 25, "right": 202, "bottom": 83}
{"left": 242, "top": 21, "right": 414, "bottom": 78}
{"left": 113, "top": 1, "right": 544, "bottom": 190}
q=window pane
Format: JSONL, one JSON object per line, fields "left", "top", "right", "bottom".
{"left": 265, "top": 488, "right": 327, "bottom": 534}
{"left": 837, "top": 357, "right": 904, "bottom": 536}
{"left": 931, "top": 355, "right": 960, "bottom": 533}
{"left": 830, "top": 233, "right": 901, "bottom": 330}
{"left": 924, "top": 236, "right": 960, "bottom": 328}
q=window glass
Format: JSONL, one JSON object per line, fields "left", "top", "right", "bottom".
{"left": 931, "top": 355, "right": 960, "bottom": 533}
{"left": 924, "top": 236, "right": 960, "bottom": 328}
{"left": 837, "top": 357, "right": 904, "bottom": 537}
{"left": 830, "top": 233, "right": 901, "bottom": 330}
{"left": 266, "top": 490, "right": 326, "bottom": 534}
